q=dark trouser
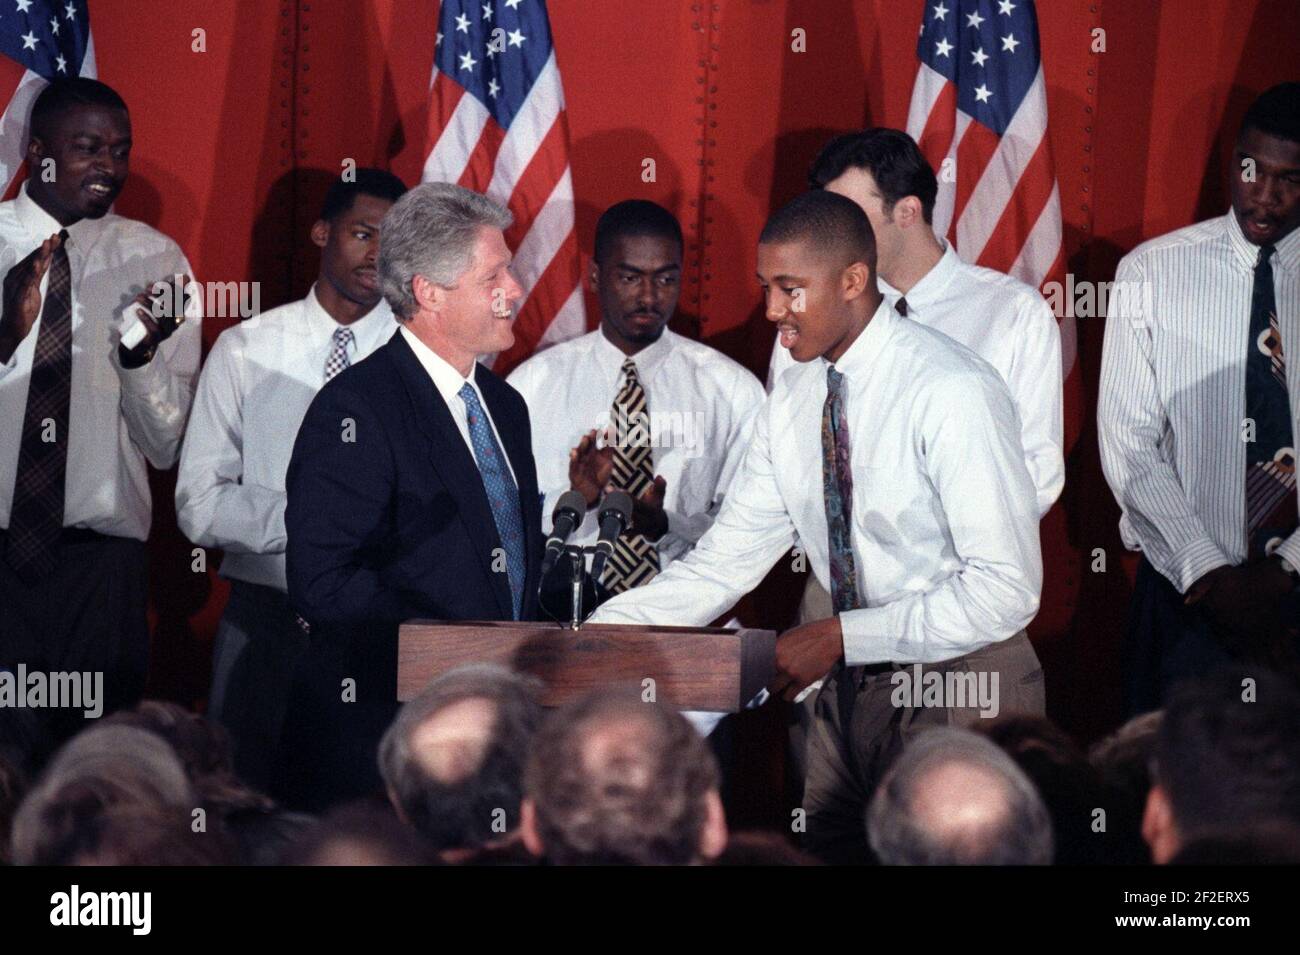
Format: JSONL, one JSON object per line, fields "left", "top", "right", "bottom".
{"left": 1123, "top": 557, "right": 1237, "bottom": 717}
{"left": 0, "top": 529, "right": 148, "bottom": 742}
{"left": 213, "top": 581, "right": 309, "bottom": 793}
{"left": 801, "top": 632, "right": 1045, "bottom": 865}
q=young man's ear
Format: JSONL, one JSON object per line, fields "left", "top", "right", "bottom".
{"left": 520, "top": 798, "right": 545, "bottom": 858}
{"left": 310, "top": 219, "right": 330, "bottom": 250}
{"left": 892, "top": 195, "right": 924, "bottom": 230}
{"left": 1142, "top": 782, "right": 1181, "bottom": 864}
{"left": 588, "top": 256, "right": 601, "bottom": 294}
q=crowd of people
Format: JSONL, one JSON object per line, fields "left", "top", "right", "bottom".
{"left": 0, "top": 72, "right": 1298, "bottom": 865}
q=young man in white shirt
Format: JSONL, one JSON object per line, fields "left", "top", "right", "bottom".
{"left": 0, "top": 79, "right": 200, "bottom": 734}
{"left": 176, "top": 169, "right": 406, "bottom": 787}
{"left": 508, "top": 200, "right": 764, "bottom": 604}
{"left": 592, "top": 190, "right": 1045, "bottom": 863}
{"left": 1099, "top": 83, "right": 1300, "bottom": 713}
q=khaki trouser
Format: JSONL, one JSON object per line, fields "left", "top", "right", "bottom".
{"left": 800, "top": 629, "right": 1045, "bottom": 864}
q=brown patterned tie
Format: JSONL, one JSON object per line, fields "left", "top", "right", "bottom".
{"left": 7, "top": 230, "right": 73, "bottom": 581}
{"left": 601, "top": 358, "right": 660, "bottom": 593}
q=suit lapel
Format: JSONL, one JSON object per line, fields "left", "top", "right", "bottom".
{"left": 389, "top": 333, "right": 515, "bottom": 619}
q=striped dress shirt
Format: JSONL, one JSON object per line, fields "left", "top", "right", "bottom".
{"left": 1098, "top": 211, "right": 1300, "bottom": 593}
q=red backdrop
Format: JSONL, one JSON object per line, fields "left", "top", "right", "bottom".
{"left": 82, "top": 0, "right": 1298, "bottom": 746}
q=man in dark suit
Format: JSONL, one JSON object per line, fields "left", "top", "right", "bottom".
{"left": 278, "top": 182, "right": 542, "bottom": 810}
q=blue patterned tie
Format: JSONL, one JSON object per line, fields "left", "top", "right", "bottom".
{"left": 459, "top": 383, "right": 526, "bottom": 619}
{"left": 822, "top": 366, "right": 861, "bottom": 613}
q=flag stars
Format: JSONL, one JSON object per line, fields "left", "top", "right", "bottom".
{"left": 20, "top": 30, "right": 36, "bottom": 50}
{"left": 16, "top": 0, "right": 32, "bottom": 13}
{"left": 482, "top": 3, "right": 493, "bottom": 20}
{"left": 507, "top": 28, "right": 525, "bottom": 47}
{"left": 934, "top": 37, "right": 953, "bottom": 58}
{"left": 932, "top": 2, "right": 948, "bottom": 21}
{"left": 49, "top": 16, "right": 59, "bottom": 35}
{"left": 971, "top": 46, "right": 988, "bottom": 66}
{"left": 973, "top": 83, "right": 993, "bottom": 104}
{"left": 998, "top": 0, "right": 1016, "bottom": 14}
{"left": 488, "top": 78, "right": 501, "bottom": 99}
{"left": 459, "top": 50, "right": 478, "bottom": 72}
{"left": 55, "top": 53, "right": 66, "bottom": 72}
{"left": 65, "top": 1, "right": 76, "bottom": 19}
{"left": 436, "top": 30, "right": 443, "bottom": 46}
{"left": 1001, "top": 32, "right": 1020, "bottom": 53}
{"left": 966, "top": 10, "right": 985, "bottom": 29}
{"left": 455, "top": 12, "right": 471, "bottom": 33}
{"left": 505, "top": 0, "right": 523, "bottom": 7}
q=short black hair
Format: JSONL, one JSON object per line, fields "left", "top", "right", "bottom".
{"left": 594, "top": 200, "right": 683, "bottom": 264}
{"left": 319, "top": 167, "right": 408, "bottom": 222}
{"left": 1154, "top": 667, "right": 1300, "bottom": 840}
{"left": 1239, "top": 82, "right": 1300, "bottom": 146}
{"left": 29, "top": 78, "right": 128, "bottom": 142}
{"left": 759, "top": 189, "right": 876, "bottom": 271}
{"left": 809, "top": 128, "right": 938, "bottom": 225}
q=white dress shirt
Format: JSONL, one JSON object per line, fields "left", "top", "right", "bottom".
{"left": 1099, "top": 212, "right": 1300, "bottom": 593}
{"left": 767, "top": 243, "right": 1064, "bottom": 515}
{"left": 175, "top": 286, "right": 397, "bottom": 589}
{"left": 594, "top": 299, "right": 1042, "bottom": 665}
{"left": 399, "top": 326, "right": 517, "bottom": 485}
{"left": 507, "top": 328, "right": 764, "bottom": 567}
{"left": 0, "top": 183, "right": 201, "bottom": 541}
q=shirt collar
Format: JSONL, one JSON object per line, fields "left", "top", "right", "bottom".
{"left": 1224, "top": 209, "right": 1300, "bottom": 272}
{"left": 879, "top": 240, "right": 961, "bottom": 311}
{"left": 305, "top": 283, "right": 393, "bottom": 347}
{"left": 826, "top": 298, "right": 897, "bottom": 381}
{"left": 399, "top": 325, "right": 479, "bottom": 408}
{"left": 594, "top": 324, "right": 674, "bottom": 384}
{"left": 14, "top": 180, "right": 107, "bottom": 247}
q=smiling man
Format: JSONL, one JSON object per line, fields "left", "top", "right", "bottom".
{"left": 278, "top": 182, "right": 541, "bottom": 809}
{"left": 175, "top": 168, "right": 406, "bottom": 789}
{"left": 591, "top": 190, "right": 1044, "bottom": 862}
{"left": 1100, "top": 82, "right": 1300, "bottom": 712}
{"left": 0, "top": 78, "right": 201, "bottom": 735}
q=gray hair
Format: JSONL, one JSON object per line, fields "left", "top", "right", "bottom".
{"left": 378, "top": 181, "right": 513, "bottom": 320}
{"left": 867, "top": 726, "right": 1054, "bottom": 865}
{"left": 11, "top": 725, "right": 194, "bottom": 865}
{"left": 377, "top": 663, "right": 544, "bottom": 850}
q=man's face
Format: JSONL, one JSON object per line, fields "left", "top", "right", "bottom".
{"left": 1232, "top": 128, "right": 1300, "bottom": 247}
{"left": 27, "top": 104, "right": 131, "bottom": 224}
{"left": 315, "top": 193, "right": 394, "bottom": 308}
{"left": 593, "top": 233, "right": 682, "bottom": 352}
{"left": 437, "top": 226, "right": 524, "bottom": 356}
{"left": 824, "top": 167, "right": 902, "bottom": 272}
{"left": 758, "top": 238, "right": 863, "bottom": 363}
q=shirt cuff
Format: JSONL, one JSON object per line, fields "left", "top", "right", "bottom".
{"left": 838, "top": 606, "right": 898, "bottom": 666}
{"left": 1166, "top": 537, "right": 1233, "bottom": 594}
{"left": 112, "top": 344, "right": 170, "bottom": 397}
{"left": 1273, "top": 532, "right": 1300, "bottom": 576}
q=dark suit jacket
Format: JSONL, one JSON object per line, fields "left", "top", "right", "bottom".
{"left": 277, "top": 330, "right": 542, "bottom": 809}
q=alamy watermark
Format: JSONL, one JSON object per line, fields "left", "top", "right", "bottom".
{"left": 0, "top": 665, "right": 103, "bottom": 718}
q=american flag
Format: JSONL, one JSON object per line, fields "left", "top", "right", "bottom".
{"left": 0, "top": 0, "right": 94, "bottom": 197}
{"left": 906, "top": 0, "right": 1075, "bottom": 381}
{"left": 423, "top": 0, "right": 584, "bottom": 373}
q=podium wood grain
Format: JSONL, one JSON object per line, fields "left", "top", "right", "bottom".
{"left": 397, "top": 620, "right": 776, "bottom": 712}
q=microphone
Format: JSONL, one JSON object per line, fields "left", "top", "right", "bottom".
{"left": 588, "top": 490, "right": 633, "bottom": 583}
{"left": 540, "top": 489, "right": 589, "bottom": 580}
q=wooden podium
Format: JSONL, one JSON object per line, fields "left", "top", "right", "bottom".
{"left": 397, "top": 620, "right": 776, "bottom": 712}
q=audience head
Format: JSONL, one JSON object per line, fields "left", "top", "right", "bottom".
{"left": 1169, "top": 822, "right": 1300, "bottom": 865}
{"left": 27, "top": 77, "right": 131, "bottom": 225}
{"left": 378, "top": 663, "right": 544, "bottom": 858}
{"left": 758, "top": 190, "right": 880, "bottom": 365}
{"left": 313, "top": 168, "right": 408, "bottom": 312}
{"left": 281, "top": 801, "right": 438, "bottom": 866}
{"left": 591, "top": 200, "right": 683, "bottom": 354}
{"left": 65, "top": 803, "right": 236, "bottom": 865}
{"left": 1144, "top": 668, "right": 1300, "bottom": 863}
{"left": 867, "top": 726, "right": 1054, "bottom": 865}
{"left": 521, "top": 689, "right": 727, "bottom": 865}
{"left": 809, "top": 128, "right": 938, "bottom": 275}
{"left": 10, "top": 725, "right": 194, "bottom": 865}
{"left": 1232, "top": 82, "right": 1300, "bottom": 248}
{"left": 378, "top": 182, "right": 522, "bottom": 371}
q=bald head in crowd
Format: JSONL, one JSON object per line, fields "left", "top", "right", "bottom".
{"left": 867, "top": 727, "right": 1054, "bottom": 865}
{"left": 378, "top": 664, "right": 543, "bottom": 859}
{"left": 520, "top": 690, "right": 728, "bottom": 865}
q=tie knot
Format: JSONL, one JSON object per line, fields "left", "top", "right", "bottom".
{"left": 622, "top": 357, "right": 641, "bottom": 380}
{"left": 57, "top": 229, "right": 69, "bottom": 243}
{"left": 332, "top": 326, "right": 354, "bottom": 345}
{"left": 1258, "top": 244, "right": 1276, "bottom": 268}
{"left": 826, "top": 366, "right": 844, "bottom": 393}
{"left": 458, "top": 381, "right": 478, "bottom": 405}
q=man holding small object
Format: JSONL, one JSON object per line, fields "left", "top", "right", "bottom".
{"left": 0, "top": 78, "right": 201, "bottom": 729}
